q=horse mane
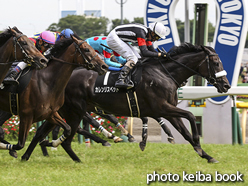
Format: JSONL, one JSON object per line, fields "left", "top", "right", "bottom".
{"left": 0, "top": 26, "right": 22, "bottom": 47}
{"left": 167, "top": 42, "right": 202, "bottom": 57}
{"left": 50, "top": 33, "right": 82, "bottom": 57}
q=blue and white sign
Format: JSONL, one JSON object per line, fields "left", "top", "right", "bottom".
{"left": 210, "top": 0, "right": 247, "bottom": 103}
{"left": 145, "top": 0, "right": 247, "bottom": 104}
{"left": 144, "top": 0, "right": 180, "bottom": 51}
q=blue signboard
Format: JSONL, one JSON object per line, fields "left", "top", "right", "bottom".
{"left": 145, "top": 0, "right": 247, "bottom": 104}
{"left": 144, "top": 0, "right": 180, "bottom": 51}
{"left": 210, "top": 0, "right": 247, "bottom": 103}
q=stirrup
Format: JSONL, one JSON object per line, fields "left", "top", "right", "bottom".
{"left": 3, "top": 78, "right": 19, "bottom": 85}
{"left": 115, "top": 79, "right": 134, "bottom": 89}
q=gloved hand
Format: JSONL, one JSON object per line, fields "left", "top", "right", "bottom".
{"left": 159, "top": 52, "right": 167, "bottom": 58}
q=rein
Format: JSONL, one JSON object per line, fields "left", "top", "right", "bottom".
{"left": 0, "top": 34, "right": 34, "bottom": 65}
{"left": 50, "top": 40, "right": 97, "bottom": 69}
{"left": 160, "top": 52, "right": 225, "bottom": 86}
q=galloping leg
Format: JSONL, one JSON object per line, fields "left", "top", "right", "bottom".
{"left": 0, "top": 110, "right": 17, "bottom": 158}
{"left": 78, "top": 123, "right": 111, "bottom": 146}
{"left": 97, "top": 112, "right": 135, "bottom": 142}
{"left": 139, "top": 117, "right": 148, "bottom": 151}
{"left": 154, "top": 117, "right": 175, "bottom": 144}
{"left": 46, "top": 112, "right": 71, "bottom": 147}
{"left": 84, "top": 112, "right": 123, "bottom": 143}
{"left": 82, "top": 118, "right": 91, "bottom": 147}
{"left": 166, "top": 117, "right": 218, "bottom": 163}
{"left": 22, "top": 121, "right": 55, "bottom": 161}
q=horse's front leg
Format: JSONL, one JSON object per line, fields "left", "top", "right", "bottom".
{"left": 22, "top": 121, "right": 55, "bottom": 161}
{"left": 154, "top": 117, "right": 175, "bottom": 144}
{"left": 0, "top": 111, "right": 17, "bottom": 157}
{"left": 139, "top": 117, "right": 148, "bottom": 151}
{"left": 46, "top": 112, "right": 71, "bottom": 147}
{"left": 0, "top": 116, "right": 33, "bottom": 151}
{"left": 84, "top": 112, "right": 123, "bottom": 143}
{"left": 98, "top": 112, "right": 135, "bottom": 142}
{"left": 166, "top": 117, "right": 218, "bottom": 163}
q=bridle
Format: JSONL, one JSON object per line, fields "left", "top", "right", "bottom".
{"left": 74, "top": 40, "right": 97, "bottom": 69}
{"left": 197, "top": 54, "right": 227, "bottom": 85}
{"left": 159, "top": 52, "right": 227, "bottom": 87}
{"left": 51, "top": 40, "right": 98, "bottom": 70}
{"left": 13, "top": 34, "right": 35, "bottom": 64}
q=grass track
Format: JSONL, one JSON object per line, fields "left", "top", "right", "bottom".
{"left": 0, "top": 142, "right": 247, "bottom": 186}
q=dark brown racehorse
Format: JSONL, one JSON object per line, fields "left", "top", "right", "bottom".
{"left": 0, "top": 27, "right": 47, "bottom": 83}
{"left": 22, "top": 43, "right": 230, "bottom": 163}
{"left": 0, "top": 35, "right": 108, "bottom": 155}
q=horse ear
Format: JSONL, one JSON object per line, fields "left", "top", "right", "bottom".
{"left": 201, "top": 45, "right": 211, "bottom": 54}
{"left": 10, "top": 27, "right": 18, "bottom": 37}
{"left": 71, "top": 35, "right": 79, "bottom": 44}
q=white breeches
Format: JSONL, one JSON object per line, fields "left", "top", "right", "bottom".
{"left": 107, "top": 30, "right": 141, "bottom": 63}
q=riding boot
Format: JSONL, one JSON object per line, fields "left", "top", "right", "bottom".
{"left": 3, "top": 69, "right": 20, "bottom": 85}
{"left": 115, "top": 60, "right": 135, "bottom": 89}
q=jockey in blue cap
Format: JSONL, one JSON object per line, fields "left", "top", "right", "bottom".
{"left": 56, "top": 28, "right": 74, "bottom": 42}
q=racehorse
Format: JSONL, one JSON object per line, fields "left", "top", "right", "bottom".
{"left": 22, "top": 43, "right": 230, "bottom": 163}
{"left": 0, "top": 26, "right": 47, "bottom": 84}
{"left": 0, "top": 35, "right": 108, "bottom": 157}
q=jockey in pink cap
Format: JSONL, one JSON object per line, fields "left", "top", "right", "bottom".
{"left": 3, "top": 31, "right": 56, "bottom": 85}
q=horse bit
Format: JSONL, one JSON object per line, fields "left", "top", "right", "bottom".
{"left": 74, "top": 40, "right": 97, "bottom": 69}
{"left": 199, "top": 54, "right": 227, "bottom": 85}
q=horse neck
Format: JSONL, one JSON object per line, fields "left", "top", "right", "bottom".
{"left": 0, "top": 37, "right": 15, "bottom": 63}
{"left": 171, "top": 52, "right": 206, "bottom": 84}
{"left": 37, "top": 52, "right": 78, "bottom": 93}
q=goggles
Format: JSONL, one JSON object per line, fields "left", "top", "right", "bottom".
{"left": 43, "top": 42, "right": 52, "bottom": 48}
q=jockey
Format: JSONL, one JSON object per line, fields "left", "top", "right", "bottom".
{"left": 107, "top": 22, "right": 167, "bottom": 89}
{"left": 56, "top": 28, "right": 74, "bottom": 42}
{"left": 3, "top": 31, "right": 56, "bottom": 85}
{"left": 85, "top": 36, "right": 126, "bottom": 69}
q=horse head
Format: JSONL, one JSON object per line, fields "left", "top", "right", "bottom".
{"left": 71, "top": 35, "right": 108, "bottom": 75}
{"left": 199, "top": 46, "right": 231, "bottom": 93}
{"left": 9, "top": 27, "right": 48, "bottom": 69}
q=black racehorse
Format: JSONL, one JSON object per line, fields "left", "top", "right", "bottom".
{"left": 0, "top": 35, "right": 108, "bottom": 157}
{"left": 21, "top": 43, "right": 230, "bottom": 163}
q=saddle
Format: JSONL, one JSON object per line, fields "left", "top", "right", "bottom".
{"left": 94, "top": 60, "right": 146, "bottom": 94}
{"left": 0, "top": 67, "right": 33, "bottom": 115}
{"left": 93, "top": 58, "right": 149, "bottom": 117}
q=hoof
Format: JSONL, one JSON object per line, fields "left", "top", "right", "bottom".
{"left": 208, "top": 158, "right": 219, "bottom": 163}
{"left": 9, "top": 150, "right": 18, "bottom": 158}
{"left": 167, "top": 137, "right": 175, "bottom": 144}
{"left": 102, "top": 142, "right": 111, "bottom": 147}
{"left": 21, "top": 155, "right": 29, "bottom": 161}
{"left": 139, "top": 141, "right": 146, "bottom": 151}
{"left": 114, "top": 137, "right": 123, "bottom": 143}
{"left": 128, "top": 137, "right": 136, "bottom": 142}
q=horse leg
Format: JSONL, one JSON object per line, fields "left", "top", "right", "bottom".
{"left": 77, "top": 125, "right": 111, "bottom": 147}
{"left": 166, "top": 117, "right": 218, "bottom": 163}
{"left": 154, "top": 117, "right": 175, "bottom": 144}
{"left": 51, "top": 125, "right": 60, "bottom": 150}
{"left": 98, "top": 112, "right": 135, "bottom": 142}
{"left": 22, "top": 121, "right": 55, "bottom": 161}
{"left": 82, "top": 118, "right": 91, "bottom": 147}
{"left": 0, "top": 110, "right": 17, "bottom": 158}
{"left": 46, "top": 112, "right": 71, "bottom": 147}
{"left": 139, "top": 117, "right": 148, "bottom": 151}
{"left": 84, "top": 112, "right": 123, "bottom": 143}
{"left": 1, "top": 116, "right": 33, "bottom": 151}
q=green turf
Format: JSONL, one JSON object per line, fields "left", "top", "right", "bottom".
{"left": 0, "top": 142, "right": 247, "bottom": 186}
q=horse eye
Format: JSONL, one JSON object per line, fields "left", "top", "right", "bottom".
{"left": 21, "top": 41, "right": 27, "bottom": 45}
{"left": 215, "top": 62, "right": 219, "bottom": 67}
{"left": 84, "top": 48, "right": 90, "bottom": 52}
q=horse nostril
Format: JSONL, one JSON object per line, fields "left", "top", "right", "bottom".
{"left": 41, "top": 58, "right": 48, "bottom": 63}
{"left": 224, "top": 84, "right": 231, "bottom": 89}
{"left": 102, "top": 65, "right": 109, "bottom": 70}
